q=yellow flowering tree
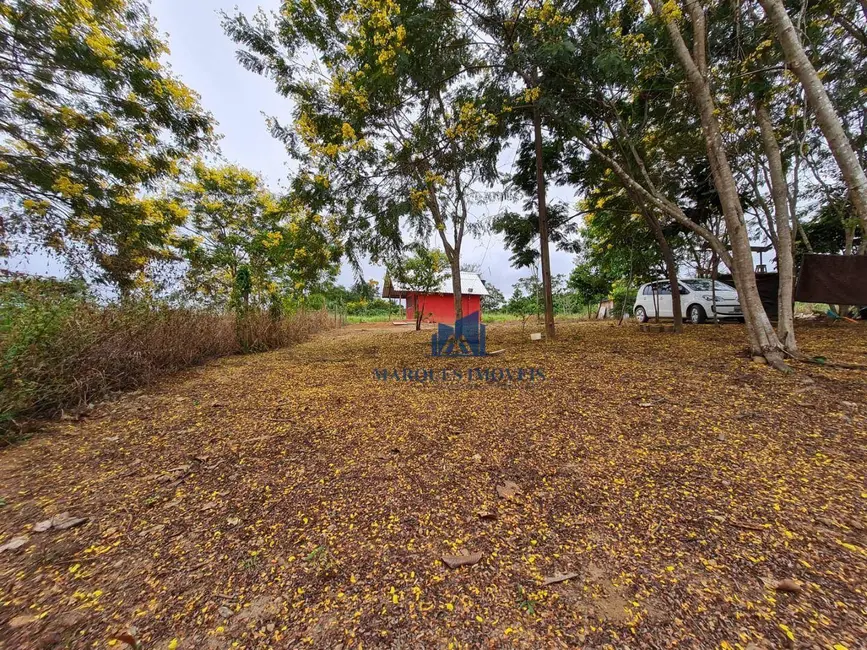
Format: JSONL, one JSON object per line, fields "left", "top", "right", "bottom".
{"left": 176, "top": 163, "right": 341, "bottom": 309}
{"left": 0, "top": 0, "right": 215, "bottom": 290}
{"left": 224, "top": 0, "right": 503, "bottom": 321}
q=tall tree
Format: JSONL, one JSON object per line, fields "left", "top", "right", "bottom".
{"left": 0, "top": 0, "right": 215, "bottom": 289}
{"left": 224, "top": 0, "right": 502, "bottom": 324}
{"left": 451, "top": 0, "right": 580, "bottom": 337}
{"left": 648, "top": 0, "right": 788, "bottom": 367}
{"left": 758, "top": 0, "right": 867, "bottom": 241}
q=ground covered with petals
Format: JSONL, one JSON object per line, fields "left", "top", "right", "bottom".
{"left": 0, "top": 321, "right": 865, "bottom": 649}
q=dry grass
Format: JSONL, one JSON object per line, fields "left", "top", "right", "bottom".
{"left": 0, "top": 281, "right": 331, "bottom": 436}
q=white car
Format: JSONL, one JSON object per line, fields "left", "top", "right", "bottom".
{"left": 633, "top": 279, "right": 743, "bottom": 324}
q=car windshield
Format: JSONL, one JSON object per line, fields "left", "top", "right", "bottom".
{"left": 681, "top": 279, "right": 734, "bottom": 292}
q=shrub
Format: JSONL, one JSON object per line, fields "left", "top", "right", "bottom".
{"left": 345, "top": 298, "right": 403, "bottom": 317}
{"left": 305, "top": 293, "right": 327, "bottom": 311}
{"left": 0, "top": 279, "right": 332, "bottom": 439}
{"left": 611, "top": 282, "right": 638, "bottom": 318}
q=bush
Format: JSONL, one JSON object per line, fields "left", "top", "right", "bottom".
{"left": 305, "top": 293, "right": 327, "bottom": 311}
{"left": 345, "top": 298, "right": 403, "bottom": 317}
{"left": 611, "top": 282, "right": 638, "bottom": 318}
{"left": 0, "top": 279, "right": 331, "bottom": 438}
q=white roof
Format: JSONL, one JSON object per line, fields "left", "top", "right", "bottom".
{"left": 389, "top": 271, "right": 489, "bottom": 296}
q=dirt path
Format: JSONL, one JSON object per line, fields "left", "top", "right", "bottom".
{"left": 1, "top": 322, "right": 865, "bottom": 649}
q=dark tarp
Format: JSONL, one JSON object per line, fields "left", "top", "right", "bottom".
{"left": 795, "top": 254, "right": 867, "bottom": 305}
{"left": 718, "top": 273, "right": 779, "bottom": 319}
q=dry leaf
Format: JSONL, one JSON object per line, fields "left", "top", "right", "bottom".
{"left": 33, "top": 519, "right": 53, "bottom": 533}
{"left": 496, "top": 480, "right": 520, "bottom": 499}
{"left": 760, "top": 577, "right": 803, "bottom": 594}
{"left": 442, "top": 552, "right": 482, "bottom": 568}
{"left": 775, "top": 578, "right": 803, "bottom": 594}
{"left": 0, "top": 536, "right": 29, "bottom": 552}
{"left": 542, "top": 571, "right": 580, "bottom": 585}
{"left": 51, "top": 513, "right": 89, "bottom": 530}
{"left": 8, "top": 614, "right": 37, "bottom": 628}
{"left": 111, "top": 631, "right": 140, "bottom": 649}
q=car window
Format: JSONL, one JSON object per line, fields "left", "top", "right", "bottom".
{"left": 677, "top": 283, "right": 690, "bottom": 294}
{"left": 682, "top": 279, "right": 735, "bottom": 292}
{"left": 657, "top": 282, "right": 672, "bottom": 295}
{"left": 642, "top": 285, "right": 654, "bottom": 295}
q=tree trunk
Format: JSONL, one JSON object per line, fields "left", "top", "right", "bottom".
{"left": 622, "top": 181, "right": 683, "bottom": 332}
{"left": 654, "top": 0, "right": 788, "bottom": 369}
{"left": 644, "top": 209, "right": 683, "bottom": 332}
{"left": 450, "top": 256, "right": 463, "bottom": 324}
{"left": 759, "top": 0, "right": 867, "bottom": 242}
{"left": 756, "top": 101, "right": 797, "bottom": 352}
{"left": 532, "top": 102, "right": 556, "bottom": 340}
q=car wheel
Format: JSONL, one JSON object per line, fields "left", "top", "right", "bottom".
{"left": 634, "top": 306, "right": 648, "bottom": 323}
{"left": 688, "top": 304, "right": 707, "bottom": 324}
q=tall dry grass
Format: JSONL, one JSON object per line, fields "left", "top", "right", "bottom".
{"left": 0, "top": 279, "right": 331, "bottom": 439}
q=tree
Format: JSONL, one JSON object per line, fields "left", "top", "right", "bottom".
{"left": 568, "top": 261, "right": 614, "bottom": 319}
{"left": 481, "top": 283, "right": 505, "bottom": 312}
{"left": 451, "top": 0, "right": 582, "bottom": 339}
{"left": 387, "top": 245, "right": 448, "bottom": 330}
{"left": 0, "top": 0, "right": 215, "bottom": 290}
{"left": 637, "top": 0, "right": 788, "bottom": 367}
{"left": 176, "top": 163, "right": 341, "bottom": 310}
{"left": 758, "top": 0, "right": 867, "bottom": 240}
{"left": 223, "top": 0, "right": 502, "bottom": 325}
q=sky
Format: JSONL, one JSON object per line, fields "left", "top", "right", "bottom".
{"left": 148, "top": 0, "right": 578, "bottom": 294}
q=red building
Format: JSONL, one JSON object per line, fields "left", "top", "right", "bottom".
{"left": 382, "top": 271, "right": 489, "bottom": 323}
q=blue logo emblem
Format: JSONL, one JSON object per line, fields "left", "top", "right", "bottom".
{"left": 431, "top": 311, "right": 486, "bottom": 357}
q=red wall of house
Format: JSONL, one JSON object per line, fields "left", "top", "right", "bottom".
{"left": 405, "top": 293, "right": 482, "bottom": 323}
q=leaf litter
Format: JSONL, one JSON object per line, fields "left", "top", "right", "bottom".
{"left": 0, "top": 321, "right": 865, "bottom": 648}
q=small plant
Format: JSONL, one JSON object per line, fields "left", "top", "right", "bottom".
{"left": 305, "top": 544, "right": 337, "bottom": 574}
{"left": 516, "top": 586, "right": 539, "bottom": 616}
{"left": 238, "top": 552, "right": 261, "bottom": 573}
{"left": 305, "top": 545, "right": 327, "bottom": 562}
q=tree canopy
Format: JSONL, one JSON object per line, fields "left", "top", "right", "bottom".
{"left": 0, "top": 0, "right": 216, "bottom": 289}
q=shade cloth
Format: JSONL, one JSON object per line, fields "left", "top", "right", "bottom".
{"left": 795, "top": 254, "right": 867, "bottom": 305}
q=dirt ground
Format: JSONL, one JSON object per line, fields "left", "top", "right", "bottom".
{"left": 0, "top": 321, "right": 865, "bottom": 649}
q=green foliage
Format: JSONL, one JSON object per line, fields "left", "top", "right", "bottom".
{"left": 231, "top": 265, "right": 253, "bottom": 312}
{"left": 0, "top": 0, "right": 215, "bottom": 289}
{"left": 223, "top": 0, "right": 503, "bottom": 274}
{"left": 304, "top": 293, "right": 326, "bottom": 311}
{"left": 387, "top": 246, "right": 449, "bottom": 297}
{"left": 611, "top": 280, "right": 638, "bottom": 319}
{"left": 505, "top": 288, "right": 537, "bottom": 319}
{"left": 492, "top": 203, "right": 581, "bottom": 269}
{"left": 799, "top": 191, "right": 862, "bottom": 255}
{"left": 345, "top": 298, "right": 402, "bottom": 317}
{"left": 568, "top": 261, "right": 613, "bottom": 305}
{"left": 481, "top": 284, "right": 505, "bottom": 312}
{"left": 177, "top": 163, "right": 342, "bottom": 308}
{"left": 387, "top": 245, "right": 448, "bottom": 327}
